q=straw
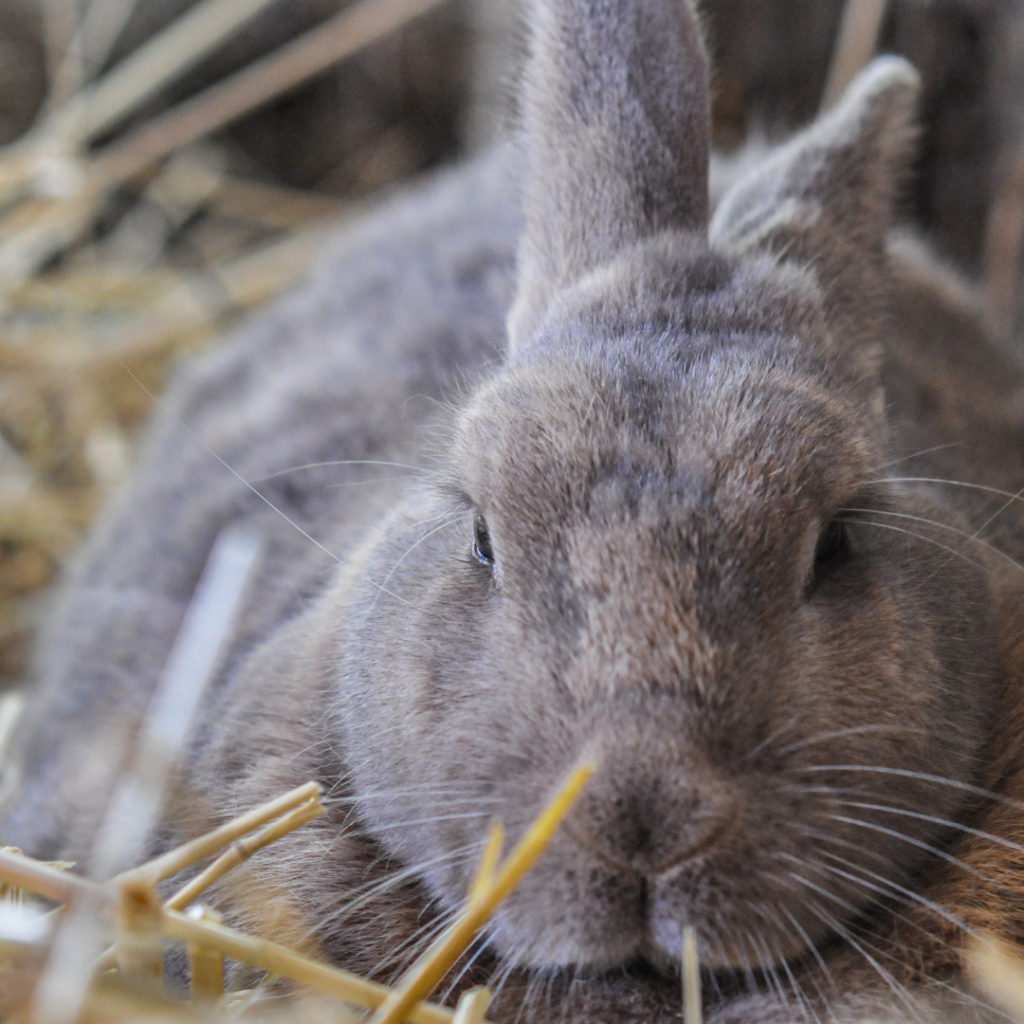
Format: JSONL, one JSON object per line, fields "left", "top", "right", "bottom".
{"left": 0, "top": 848, "right": 91, "bottom": 906}
{"left": 32, "top": 523, "right": 260, "bottom": 1024}
{"left": 94, "top": 791, "right": 321, "bottom": 974}
{"left": 466, "top": 822, "right": 504, "bottom": 909}
{"left": 121, "top": 781, "right": 321, "bottom": 890}
{"left": 186, "top": 906, "right": 224, "bottom": 1003}
{"left": 161, "top": 908, "right": 458, "bottom": 1024}
{"left": 451, "top": 987, "right": 492, "bottom": 1024}
{"left": 90, "top": 523, "right": 262, "bottom": 883}
{"left": 682, "top": 927, "right": 702, "bottom": 1024}
{"left": 113, "top": 880, "right": 164, "bottom": 983}
{"left": 44, "top": 0, "right": 290, "bottom": 147}
{"left": 165, "top": 798, "right": 323, "bottom": 912}
{"left": 90, "top": 0, "right": 453, "bottom": 186}
{"left": 966, "top": 935, "right": 1024, "bottom": 1021}
{"left": 984, "top": 144, "right": 1024, "bottom": 336}
{"left": 367, "top": 763, "right": 595, "bottom": 1024}
{"left": 820, "top": 0, "right": 891, "bottom": 112}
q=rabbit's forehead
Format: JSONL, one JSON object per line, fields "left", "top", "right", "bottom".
{"left": 458, "top": 356, "right": 877, "bottom": 525}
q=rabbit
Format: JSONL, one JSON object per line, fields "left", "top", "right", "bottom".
{"left": 6, "top": 0, "right": 1024, "bottom": 1022}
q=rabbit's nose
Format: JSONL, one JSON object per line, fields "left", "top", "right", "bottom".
{"left": 574, "top": 769, "right": 735, "bottom": 877}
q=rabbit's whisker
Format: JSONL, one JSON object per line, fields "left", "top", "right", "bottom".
{"left": 251, "top": 459, "right": 427, "bottom": 483}
{"left": 787, "top": 885, "right": 923, "bottom": 1020}
{"left": 791, "top": 763, "right": 1020, "bottom": 803}
{"left": 123, "top": 363, "right": 347, "bottom": 565}
{"left": 365, "top": 511, "right": 473, "bottom": 613}
{"left": 366, "top": 810, "right": 494, "bottom": 833}
{"left": 776, "top": 849, "right": 977, "bottom": 946}
{"left": 740, "top": 714, "right": 807, "bottom": 762}
{"left": 786, "top": 814, "right": 1003, "bottom": 894}
{"left": 842, "top": 517, "right": 986, "bottom": 569}
{"left": 315, "top": 844, "right": 478, "bottom": 931}
{"left": 874, "top": 444, "right": 964, "bottom": 470}
{"left": 775, "top": 723, "right": 956, "bottom": 757}
{"left": 870, "top": 475, "right": 1024, "bottom": 509}
{"left": 830, "top": 799, "right": 1024, "bottom": 858}
{"left": 779, "top": 903, "right": 839, "bottom": 994}
{"left": 845, "top": 507, "right": 1024, "bottom": 573}
{"left": 438, "top": 931, "right": 493, "bottom": 1004}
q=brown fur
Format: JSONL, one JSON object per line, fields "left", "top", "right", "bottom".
{"left": 5, "top": 2, "right": 1024, "bottom": 1022}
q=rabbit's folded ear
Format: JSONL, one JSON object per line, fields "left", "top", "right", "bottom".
{"left": 507, "top": 0, "right": 710, "bottom": 353}
{"left": 710, "top": 57, "right": 921, "bottom": 309}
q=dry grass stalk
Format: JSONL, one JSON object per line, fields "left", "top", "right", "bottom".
{"left": 161, "top": 908, "right": 459, "bottom": 1024}
{"left": 820, "top": 0, "right": 890, "bottom": 112}
{"left": 0, "top": 766, "right": 595, "bottom": 1022}
{"left": 210, "top": 176, "right": 341, "bottom": 230}
{"left": 4, "top": 221, "right": 330, "bottom": 371}
{"left": 39, "top": 0, "right": 83, "bottom": 107}
{"left": 20, "top": 971, "right": 205, "bottom": 1024}
{"left": 122, "top": 780, "right": 321, "bottom": 890}
{"left": 90, "top": 524, "right": 261, "bottom": 885}
{"left": 90, "top": 0, "right": 453, "bottom": 187}
{"left": 0, "top": 189, "right": 103, "bottom": 293}
{"left": 466, "top": 822, "right": 504, "bottom": 908}
{"left": 0, "top": 846, "right": 25, "bottom": 905}
{"left": 99, "top": 790, "right": 322, "bottom": 972}
{"left": 165, "top": 799, "right": 324, "bottom": 913}
{"left": 0, "top": 0, "right": 451, "bottom": 289}
{"left": 44, "top": 0, "right": 290, "bottom": 148}
{"left": 682, "top": 926, "right": 702, "bottom": 1024}
{"left": 0, "top": 0, "right": 462, "bottom": 685}
{"left": 185, "top": 906, "right": 224, "bottom": 1004}
{"left": 984, "top": 145, "right": 1024, "bottom": 337}
{"left": 31, "top": 525, "right": 260, "bottom": 1024}
{"left": 451, "top": 987, "right": 492, "bottom": 1024}
{"left": 0, "top": 693, "right": 25, "bottom": 769}
{"left": 113, "top": 880, "right": 164, "bottom": 983}
{"left": 967, "top": 935, "right": 1024, "bottom": 1021}
{"left": 367, "top": 763, "right": 596, "bottom": 1024}
{"left": 0, "top": 848, "right": 89, "bottom": 906}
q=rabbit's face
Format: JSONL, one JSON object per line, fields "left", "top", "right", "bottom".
{"left": 336, "top": 244, "right": 996, "bottom": 972}
{"left": 335, "top": 0, "right": 999, "bottom": 981}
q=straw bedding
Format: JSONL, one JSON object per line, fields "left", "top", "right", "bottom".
{"left": 1, "top": 0, "right": 1024, "bottom": 1019}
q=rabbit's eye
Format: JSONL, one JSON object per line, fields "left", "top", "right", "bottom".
{"left": 814, "top": 519, "right": 848, "bottom": 569}
{"left": 472, "top": 515, "right": 494, "bottom": 566}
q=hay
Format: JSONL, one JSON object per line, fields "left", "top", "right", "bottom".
{"left": 0, "top": 766, "right": 593, "bottom": 1022}
{"left": 0, "top": 0, "right": 472, "bottom": 689}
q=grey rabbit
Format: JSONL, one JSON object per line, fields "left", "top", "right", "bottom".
{"left": 7, "top": 1, "right": 1024, "bottom": 1022}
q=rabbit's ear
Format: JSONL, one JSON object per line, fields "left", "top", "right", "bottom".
{"left": 507, "top": 0, "right": 710, "bottom": 352}
{"left": 710, "top": 57, "right": 921, "bottom": 306}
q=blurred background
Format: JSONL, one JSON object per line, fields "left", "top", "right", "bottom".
{"left": 0, "top": 0, "right": 1022, "bottom": 693}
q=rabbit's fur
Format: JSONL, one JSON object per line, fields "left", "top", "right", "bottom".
{"left": 7, "top": 0, "right": 1024, "bottom": 1021}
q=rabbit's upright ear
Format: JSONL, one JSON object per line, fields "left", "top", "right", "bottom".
{"left": 710, "top": 58, "right": 921, "bottom": 349}
{"left": 507, "top": 0, "right": 710, "bottom": 353}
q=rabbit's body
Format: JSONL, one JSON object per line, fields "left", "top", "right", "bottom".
{"left": 6, "top": 2, "right": 1024, "bottom": 1022}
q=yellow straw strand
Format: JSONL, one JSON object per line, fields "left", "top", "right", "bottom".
{"left": 452, "top": 987, "right": 492, "bottom": 1024}
{"left": 966, "top": 934, "right": 1024, "bottom": 1021}
{"left": 160, "top": 908, "right": 457, "bottom": 1024}
{"left": 119, "top": 781, "right": 320, "bottom": 888}
{"left": 682, "top": 926, "right": 702, "bottom": 1024}
{"left": 187, "top": 906, "right": 224, "bottom": 1004}
{"left": 466, "top": 822, "right": 504, "bottom": 910}
{"left": 367, "top": 762, "right": 595, "bottom": 1024}
{"left": 166, "top": 797, "right": 323, "bottom": 912}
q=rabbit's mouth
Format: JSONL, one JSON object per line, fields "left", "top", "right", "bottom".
{"left": 484, "top": 848, "right": 828, "bottom": 977}
{"left": 478, "top": 783, "right": 837, "bottom": 976}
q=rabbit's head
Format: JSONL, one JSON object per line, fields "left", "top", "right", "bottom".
{"left": 333, "top": 0, "right": 999, "bottom": 974}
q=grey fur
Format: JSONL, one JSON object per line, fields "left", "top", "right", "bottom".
{"left": 6, "top": 2, "right": 1024, "bottom": 1023}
